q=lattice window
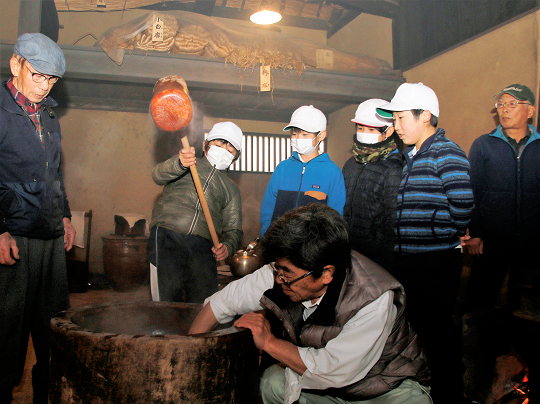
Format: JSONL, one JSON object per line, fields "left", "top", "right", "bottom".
{"left": 205, "top": 132, "right": 325, "bottom": 173}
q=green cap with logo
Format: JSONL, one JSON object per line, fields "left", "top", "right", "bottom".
{"left": 495, "top": 84, "right": 535, "bottom": 105}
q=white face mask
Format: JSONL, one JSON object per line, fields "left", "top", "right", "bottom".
{"left": 206, "top": 145, "right": 235, "bottom": 170}
{"left": 356, "top": 131, "right": 381, "bottom": 144}
{"left": 291, "top": 135, "right": 320, "bottom": 155}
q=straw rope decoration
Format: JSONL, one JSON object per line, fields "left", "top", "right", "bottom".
{"left": 117, "top": 24, "right": 305, "bottom": 74}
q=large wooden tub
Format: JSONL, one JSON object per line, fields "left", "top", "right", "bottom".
{"left": 49, "top": 302, "right": 259, "bottom": 403}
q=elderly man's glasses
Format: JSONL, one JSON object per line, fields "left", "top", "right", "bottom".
{"left": 270, "top": 262, "right": 313, "bottom": 288}
{"left": 495, "top": 101, "right": 530, "bottom": 109}
{"left": 24, "top": 64, "right": 59, "bottom": 84}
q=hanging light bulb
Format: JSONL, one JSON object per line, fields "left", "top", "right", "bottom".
{"left": 250, "top": 9, "right": 282, "bottom": 25}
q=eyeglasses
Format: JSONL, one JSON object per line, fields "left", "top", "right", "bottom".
{"left": 270, "top": 262, "right": 313, "bottom": 288}
{"left": 24, "top": 64, "right": 59, "bottom": 84}
{"left": 495, "top": 101, "right": 530, "bottom": 109}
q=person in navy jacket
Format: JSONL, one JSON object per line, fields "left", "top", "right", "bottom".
{"left": 462, "top": 84, "right": 539, "bottom": 404}
{"left": 0, "top": 33, "right": 76, "bottom": 404}
{"left": 464, "top": 83, "right": 539, "bottom": 311}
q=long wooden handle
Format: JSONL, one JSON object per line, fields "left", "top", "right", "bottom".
{"left": 150, "top": 76, "right": 225, "bottom": 264}
{"left": 180, "top": 137, "right": 220, "bottom": 250}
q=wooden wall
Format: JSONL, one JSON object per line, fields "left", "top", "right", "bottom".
{"left": 403, "top": 9, "right": 539, "bottom": 155}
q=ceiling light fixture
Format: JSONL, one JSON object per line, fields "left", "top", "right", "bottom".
{"left": 250, "top": 9, "right": 282, "bottom": 25}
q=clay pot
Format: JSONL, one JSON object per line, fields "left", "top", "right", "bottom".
{"left": 102, "top": 235, "right": 148, "bottom": 291}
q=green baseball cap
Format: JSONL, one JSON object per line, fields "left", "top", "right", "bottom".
{"left": 495, "top": 84, "right": 535, "bottom": 105}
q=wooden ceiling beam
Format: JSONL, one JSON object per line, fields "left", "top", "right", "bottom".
{"left": 198, "top": 4, "right": 331, "bottom": 30}
{"left": 0, "top": 41, "right": 403, "bottom": 120}
{"left": 328, "top": 6, "right": 344, "bottom": 26}
{"left": 329, "top": 0, "right": 400, "bottom": 18}
{"left": 327, "top": 9, "right": 360, "bottom": 38}
{"left": 193, "top": 0, "right": 217, "bottom": 15}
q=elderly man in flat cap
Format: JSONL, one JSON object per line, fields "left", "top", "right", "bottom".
{"left": 0, "top": 33, "right": 75, "bottom": 404}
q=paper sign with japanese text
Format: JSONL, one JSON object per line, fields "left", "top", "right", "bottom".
{"left": 260, "top": 65, "right": 271, "bottom": 92}
{"left": 153, "top": 17, "right": 164, "bottom": 42}
{"left": 316, "top": 49, "right": 334, "bottom": 70}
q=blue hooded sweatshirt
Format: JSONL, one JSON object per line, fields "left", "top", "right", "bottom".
{"left": 260, "top": 151, "right": 346, "bottom": 236}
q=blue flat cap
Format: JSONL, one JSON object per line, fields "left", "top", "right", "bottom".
{"left": 14, "top": 33, "right": 65, "bottom": 77}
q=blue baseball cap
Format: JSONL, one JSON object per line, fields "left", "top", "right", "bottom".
{"left": 14, "top": 33, "right": 66, "bottom": 77}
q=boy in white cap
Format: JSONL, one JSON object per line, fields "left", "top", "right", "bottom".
{"left": 148, "top": 122, "right": 244, "bottom": 303}
{"left": 342, "top": 99, "right": 403, "bottom": 271}
{"left": 259, "top": 105, "right": 346, "bottom": 236}
{"left": 1, "top": 33, "right": 74, "bottom": 404}
{"left": 377, "top": 83, "right": 474, "bottom": 404}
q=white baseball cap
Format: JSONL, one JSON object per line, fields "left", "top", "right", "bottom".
{"left": 283, "top": 105, "right": 327, "bottom": 133}
{"left": 352, "top": 99, "right": 393, "bottom": 127}
{"left": 206, "top": 122, "right": 243, "bottom": 152}
{"left": 376, "top": 82, "right": 440, "bottom": 118}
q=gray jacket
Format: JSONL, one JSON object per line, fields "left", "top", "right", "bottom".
{"left": 261, "top": 250, "right": 430, "bottom": 400}
{"left": 150, "top": 155, "right": 243, "bottom": 256}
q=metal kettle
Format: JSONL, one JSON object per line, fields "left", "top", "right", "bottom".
{"left": 229, "top": 238, "right": 263, "bottom": 277}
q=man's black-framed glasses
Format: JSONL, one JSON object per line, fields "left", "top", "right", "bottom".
{"left": 24, "top": 64, "right": 59, "bottom": 84}
{"left": 270, "top": 262, "right": 313, "bottom": 288}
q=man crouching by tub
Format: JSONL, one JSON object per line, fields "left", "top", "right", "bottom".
{"left": 189, "top": 204, "right": 431, "bottom": 404}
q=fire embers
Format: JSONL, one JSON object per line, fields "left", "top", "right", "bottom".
{"left": 489, "top": 353, "right": 530, "bottom": 404}
{"left": 506, "top": 370, "right": 529, "bottom": 404}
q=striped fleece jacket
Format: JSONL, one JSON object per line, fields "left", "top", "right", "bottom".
{"left": 395, "top": 128, "right": 474, "bottom": 254}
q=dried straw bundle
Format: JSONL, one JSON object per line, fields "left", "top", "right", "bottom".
{"left": 118, "top": 25, "right": 177, "bottom": 52}
{"left": 227, "top": 39, "right": 305, "bottom": 75}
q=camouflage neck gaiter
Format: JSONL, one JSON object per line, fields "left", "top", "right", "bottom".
{"left": 352, "top": 134, "right": 397, "bottom": 164}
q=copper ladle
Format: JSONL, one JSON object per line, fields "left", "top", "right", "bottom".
{"left": 150, "top": 75, "right": 221, "bottom": 256}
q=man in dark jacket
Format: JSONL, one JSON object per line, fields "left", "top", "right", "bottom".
{"left": 0, "top": 33, "right": 75, "bottom": 404}
{"left": 464, "top": 83, "right": 539, "bottom": 312}
{"left": 463, "top": 84, "right": 539, "bottom": 403}
{"left": 189, "top": 204, "right": 431, "bottom": 404}
{"left": 148, "top": 121, "right": 243, "bottom": 303}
